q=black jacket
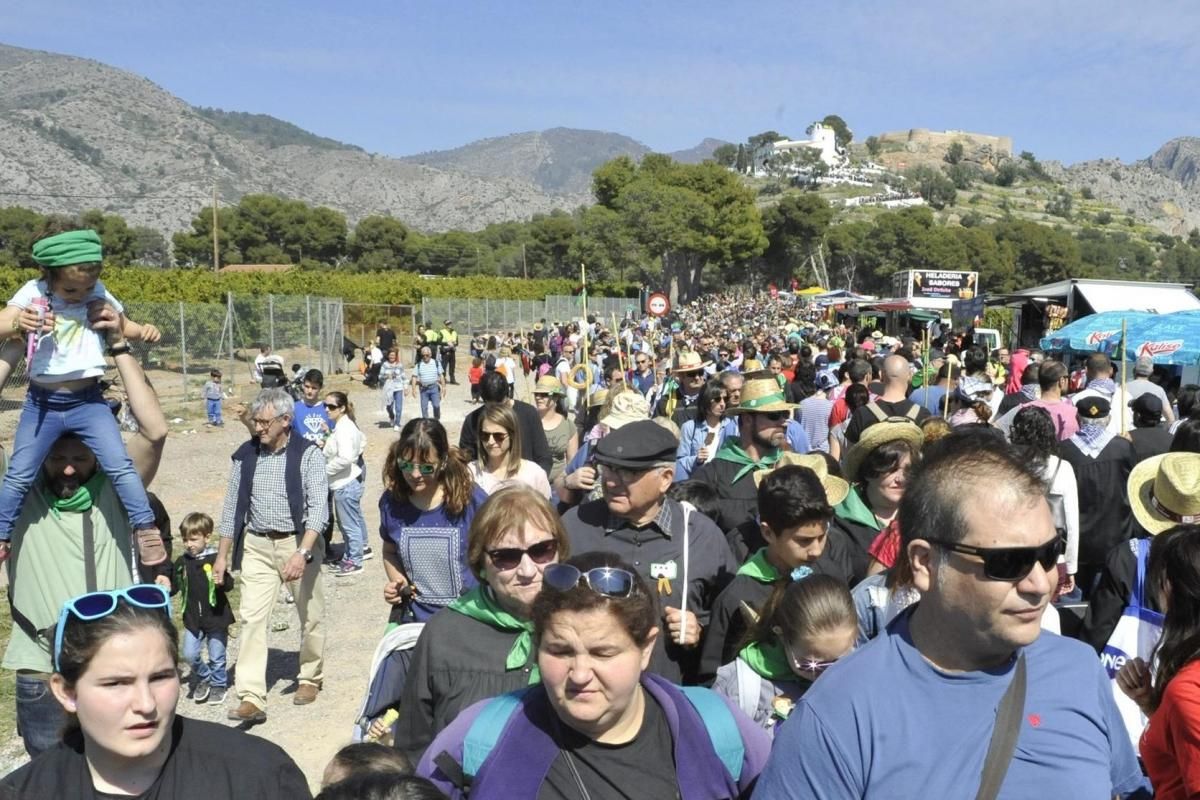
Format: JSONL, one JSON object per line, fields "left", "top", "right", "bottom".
{"left": 691, "top": 457, "right": 761, "bottom": 534}
{"left": 459, "top": 400, "right": 552, "bottom": 475}
{"left": 1080, "top": 533, "right": 1159, "bottom": 652}
{"left": 173, "top": 551, "right": 235, "bottom": 635}
{"left": 1, "top": 716, "right": 311, "bottom": 799}
{"left": 1061, "top": 436, "right": 1136, "bottom": 568}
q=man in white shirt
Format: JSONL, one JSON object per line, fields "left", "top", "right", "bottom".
{"left": 1125, "top": 355, "right": 1174, "bottom": 424}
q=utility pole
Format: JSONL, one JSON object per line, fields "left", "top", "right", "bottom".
{"left": 522, "top": 243, "right": 528, "bottom": 280}
{"left": 211, "top": 185, "right": 219, "bottom": 272}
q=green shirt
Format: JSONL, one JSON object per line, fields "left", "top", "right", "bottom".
{"left": 3, "top": 476, "right": 135, "bottom": 673}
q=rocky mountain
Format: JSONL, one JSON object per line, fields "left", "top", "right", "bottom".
{"left": 402, "top": 128, "right": 727, "bottom": 195}
{"left": 1046, "top": 137, "right": 1200, "bottom": 236}
{"left": 0, "top": 43, "right": 578, "bottom": 234}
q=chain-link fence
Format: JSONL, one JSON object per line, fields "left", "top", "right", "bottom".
{"left": 342, "top": 303, "right": 418, "bottom": 353}
{"left": 1, "top": 294, "right": 344, "bottom": 408}
{"left": 420, "top": 295, "right": 639, "bottom": 334}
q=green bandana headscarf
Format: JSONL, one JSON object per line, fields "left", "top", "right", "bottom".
{"left": 448, "top": 586, "right": 539, "bottom": 683}
{"left": 41, "top": 471, "right": 106, "bottom": 518}
{"left": 739, "top": 641, "right": 794, "bottom": 681}
{"left": 714, "top": 439, "right": 780, "bottom": 483}
{"left": 32, "top": 229, "right": 103, "bottom": 268}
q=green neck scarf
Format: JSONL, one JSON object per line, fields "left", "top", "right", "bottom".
{"left": 739, "top": 641, "right": 794, "bottom": 681}
{"left": 32, "top": 229, "right": 103, "bottom": 267}
{"left": 715, "top": 439, "right": 780, "bottom": 483}
{"left": 41, "top": 472, "right": 106, "bottom": 518}
{"left": 448, "top": 586, "right": 539, "bottom": 683}
{"left": 737, "top": 549, "right": 781, "bottom": 583}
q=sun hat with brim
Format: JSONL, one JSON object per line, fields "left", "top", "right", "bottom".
{"left": 534, "top": 375, "right": 565, "bottom": 396}
{"left": 753, "top": 452, "right": 850, "bottom": 506}
{"left": 742, "top": 359, "right": 764, "bottom": 372}
{"left": 600, "top": 391, "right": 650, "bottom": 429}
{"left": 587, "top": 388, "right": 609, "bottom": 408}
{"left": 843, "top": 418, "right": 924, "bottom": 483}
{"left": 1128, "top": 452, "right": 1200, "bottom": 535}
{"left": 672, "top": 351, "right": 711, "bottom": 373}
{"left": 727, "top": 377, "right": 798, "bottom": 415}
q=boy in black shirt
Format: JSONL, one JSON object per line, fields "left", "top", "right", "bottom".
{"left": 174, "top": 512, "right": 235, "bottom": 704}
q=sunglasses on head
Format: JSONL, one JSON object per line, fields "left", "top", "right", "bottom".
{"left": 543, "top": 564, "right": 637, "bottom": 598}
{"left": 54, "top": 585, "right": 171, "bottom": 672}
{"left": 481, "top": 431, "right": 509, "bottom": 443}
{"left": 397, "top": 459, "right": 438, "bottom": 476}
{"left": 487, "top": 539, "right": 559, "bottom": 571}
{"left": 928, "top": 535, "right": 1064, "bottom": 582}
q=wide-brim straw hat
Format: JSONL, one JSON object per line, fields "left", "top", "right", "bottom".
{"left": 727, "top": 376, "right": 798, "bottom": 415}
{"left": 672, "top": 351, "right": 711, "bottom": 373}
{"left": 533, "top": 375, "right": 565, "bottom": 396}
{"left": 843, "top": 418, "right": 924, "bottom": 483}
{"left": 754, "top": 452, "right": 850, "bottom": 506}
{"left": 533, "top": 322, "right": 544, "bottom": 331}
{"left": 600, "top": 391, "right": 651, "bottom": 430}
{"left": 742, "top": 359, "right": 765, "bottom": 372}
{"left": 1128, "top": 452, "right": 1200, "bottom": 535}
{"left": 587, "top": 388, "right": 609, "bottom": 408}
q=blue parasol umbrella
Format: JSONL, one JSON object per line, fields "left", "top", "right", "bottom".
{"left": 1041, "top": 310, "right": 1200, "bottom": 366}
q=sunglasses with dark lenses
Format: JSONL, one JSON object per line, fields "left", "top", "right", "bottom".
{"left": 487, "top": 539, "right": 559, "bottom": 570}
{"left": 323, "top": 403, "right": 341, "bottom": 411}
{"left": 54, "top": 585, "right": 171, "bottom": 672}
{"left": 397, "top": 459, "right": 437, "bottom": 476}
{"left": 782, "top": 640, "right": 852, "bottom": 677}
{"left": 480, "top": 431, "right": 509, "bottom": 443}
{"left": 929, "top": 536, "right": 1064, "bottom": 582}
{"left": 543, "top": 564, "right": 637, "bottom": 598}
{"left": 758, "top": 410, "right": 790, "bottom": 422}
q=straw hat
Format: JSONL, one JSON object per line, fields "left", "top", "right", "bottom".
{"left": 1128, "top": 452, "right": 1200, "bottom": 535}
{"left": 672, "top": 351, "right": 711, "bottom": 373}
{"left": 533, "top": 322, "right": 544, "bottom": 331}
{"left": 843, "top": 418, "right": 924, "bottom": 482}
{"left": 727, "top": 376, "right": 798, "bottom": 415}
{"left": 753, "top": 452, "right": 850, "bottom": 506}
{"left": 600, "top": 391, "right": 651, "bottom": 430}
{"left": 742, "top": 358, "right": 765, "bottom": 372}
{"left": 533, "top": 375, "right": 565, "bottom": 396}
{"left": 587, "top": 388, "right": 609, "bottom": 408}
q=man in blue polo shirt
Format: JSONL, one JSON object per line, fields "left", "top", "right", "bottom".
{"left": 755, "top": 434, "right": 1149, "bottom": 799}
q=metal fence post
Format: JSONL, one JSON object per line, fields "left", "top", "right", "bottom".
{"left": 227, "top": 292, "right": 236, "bottom": 383}
{"left": 485, "top": 298, "right": 489, "bottom": 331}
{"left": 317, "top": 300, "right": 326, "bottom": 375}
{"left": 268, "top": 294, "right": 275, "bottom": 351}
{"left": 306, "top": 295, "right": 312, "bottom": 355}
{"left": 178, "top": 301, "right": 188, "bottom": 401}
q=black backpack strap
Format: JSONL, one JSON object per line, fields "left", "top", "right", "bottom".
{"left": 433, "top": 751, "right": 471, "bottom": 794}
{"left": 975, "top": 653, "right": 1027, "bottom": 800}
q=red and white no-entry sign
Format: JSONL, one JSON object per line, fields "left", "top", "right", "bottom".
{"left": 647, "top": 292, "right": 671, "bottom": 317}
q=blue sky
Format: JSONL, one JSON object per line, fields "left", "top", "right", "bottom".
{"left": 2, "top": 1, "right": 1196, "bottom": 163}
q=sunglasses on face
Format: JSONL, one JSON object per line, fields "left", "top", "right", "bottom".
{"left": 756, "top": 410, "right": 790, "bottom": 422}
{"left": 928, "top": 535, "right": 1064, "bottom": 582}
{"left": 782, "top": 640, "right": 852, "bottom": 677}
{"left": 481, "top": 431, "right": 509, "bottom": 443}
{"left": 397, "top": 459, "right": 438, "bottom": 476}
{"left": 54, "top": 585, "right": 171, "bottom": 672}
{"left": 543, "top": 564, "right": 637, "bottom": 598}
{"left": 487, "top": 539, "right": 559, "bottom": 571}
{"left": 324, "top": 403, "right": 341, "bottom": 411}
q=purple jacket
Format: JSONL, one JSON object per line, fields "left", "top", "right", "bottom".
{"left": 417, "top": 672, "right": 770, "bottom": 799}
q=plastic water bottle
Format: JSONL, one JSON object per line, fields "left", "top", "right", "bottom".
{"left": 26, "top": 297, "right": 48, "bottom": 364}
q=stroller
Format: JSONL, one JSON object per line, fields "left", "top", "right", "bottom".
{"left": 350, "top": 622, "right": 425, "bottom": 743}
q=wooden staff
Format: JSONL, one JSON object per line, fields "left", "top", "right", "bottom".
{"left": 611, "top": 312, "right": 627, "bottom": 378}
{"left": 943, "top": 358, "right": 952, "bottom": 420}
{"left": 921, "top": 328, "right": 930, "bottom": 398}
{"left": 1120, "top": 318, "right": 1128, "bottom": 435}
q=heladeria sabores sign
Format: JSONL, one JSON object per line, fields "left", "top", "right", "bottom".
{"left": 892, "top": 270, "right": 979, "bottom": 300}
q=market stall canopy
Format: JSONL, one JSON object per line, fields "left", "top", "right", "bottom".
{"left": 1041, "top": 309, "right": 1200, "bottom": 366}
{"left": 1001, "top": 278, "right": 1200, "bottom": 315}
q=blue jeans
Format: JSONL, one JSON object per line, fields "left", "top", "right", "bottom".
{"left": 206, "top": 398, "right": 222, "bottom": 424}
{"left": 420, "top": 385, "right": 441, "bottom": 420}
{"left": 390, "top": 390, "right": 404, "bottom": 424}
{"left": 183, "top": 628, "right": 229, "bottom": 688}
{"left": 333, "top": 479, "right": 367, "bottom": 566}
{"left": 16, "top": 674, "right": 65, "bottom": 757}
{"left": 0, "top": 384, "right": 155, "bottom": 538}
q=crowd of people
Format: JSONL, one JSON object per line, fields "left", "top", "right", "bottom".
{"left": 4, "top": 229, "right": 1200, "bottom": 798}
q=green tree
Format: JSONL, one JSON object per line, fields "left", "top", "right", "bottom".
{"left": 81, "top": 209, "right": 136, "bottom": 264}
{"left": 130, "top": 226, "right": 170, "bottom": 268}
{"left": 747, "top": 131, "right": 786, "bottom": 150}
{"left": 864, "top": 136, "right": 882, "bottom": 158}
{"left": 734, "top": 143, "right": 749, "bottom": 173}
{"left": 992, "top": 219, "right": 1081, "bottom": 286}
{"left": 525, "top": 210, "right": 577, "bottom": 278}
{"left": 906, "top": 166, "right": 957, "bottom": 209}
{"left": 569, "top": 205, "right": 645, "bottom": 283}
{"left": 1045, "top": 190, "right": 1073, "bottom": 219}
{"left": 820, "top": 115, "right": 853, "bottom": 149}
{"left": 945, "top": 141, "right": 964, "bottom": 165}
{"left": 349, "top": 215, "right": 409, "bottom": 265}
{"left": 945, "top": 163, "right": 976, "bottom": 190}
{"left": 711, "top": 144, "right": 737, "bottom": 167}
{"left": 762, "top": 194, "right": 834, "bottom": 281}
{"left": 592, "top": 155, "right": 638, "bottom": 209}
{"left": 994, "top": 161, "right": 1020, "bottom": 187}
{"left": 0, "top": 206, "right": 45, "bottom": 267}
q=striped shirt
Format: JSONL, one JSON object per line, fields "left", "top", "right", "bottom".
{"left": 414, "top": 359, "right": 442, "bottom": 387}
{"left": 218, "top": 441, "right": 329, "bottom": 537}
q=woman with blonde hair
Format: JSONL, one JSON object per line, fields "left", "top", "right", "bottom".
{"left": 389, "top": 486, "right": 570, "bottom": 763}
{"left": 468, "top": 403, "right": 552, "bottom": 500}
{"left": 533, "top": 375, "right": 578, "bottom": 483}
{"left": 379, "top": 419, "right": 487, "bottom": 622}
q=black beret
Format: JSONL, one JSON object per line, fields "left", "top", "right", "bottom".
{"left": 1076, "top": 396, "right": 1111, "bottom": 419}
{"left": 594, "top": 420, "right": 677, "bottom": 469}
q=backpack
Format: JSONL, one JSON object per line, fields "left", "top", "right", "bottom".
{"left": 865, "top": 402, "right": 921, "bottom": 422}
{"left": 454, "top": 685, "right": 745, "bottom": 790}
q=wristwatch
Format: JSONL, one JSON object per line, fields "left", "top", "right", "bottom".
{"left": 107, "top": 341, "right": 132, "bottom": 357}
{"left": 298, "top": 548, "right": 314, "bottom": 564}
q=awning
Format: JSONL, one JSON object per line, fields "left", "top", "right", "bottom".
{"left": 906, "top": 310, "right": 941, "bottom": 322}
{"left": 1076, "top": 283, "right": 1200, "bottom": 314}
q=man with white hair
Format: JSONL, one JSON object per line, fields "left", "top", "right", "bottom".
{"left": 1125, "top": 355, "right": 1174, "bottom": 425}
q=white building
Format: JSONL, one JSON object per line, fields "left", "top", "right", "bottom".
{"left": 752, "top": 123, "right": 847, "bottom": 177}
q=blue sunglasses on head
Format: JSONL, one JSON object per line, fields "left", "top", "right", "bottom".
{"left": 53, "top": 585, "right": 171, "bottom": 673}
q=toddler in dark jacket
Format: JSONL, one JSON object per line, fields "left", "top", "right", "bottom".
{"left": 173, "top": 512, "right": 235, "bottom": 704}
